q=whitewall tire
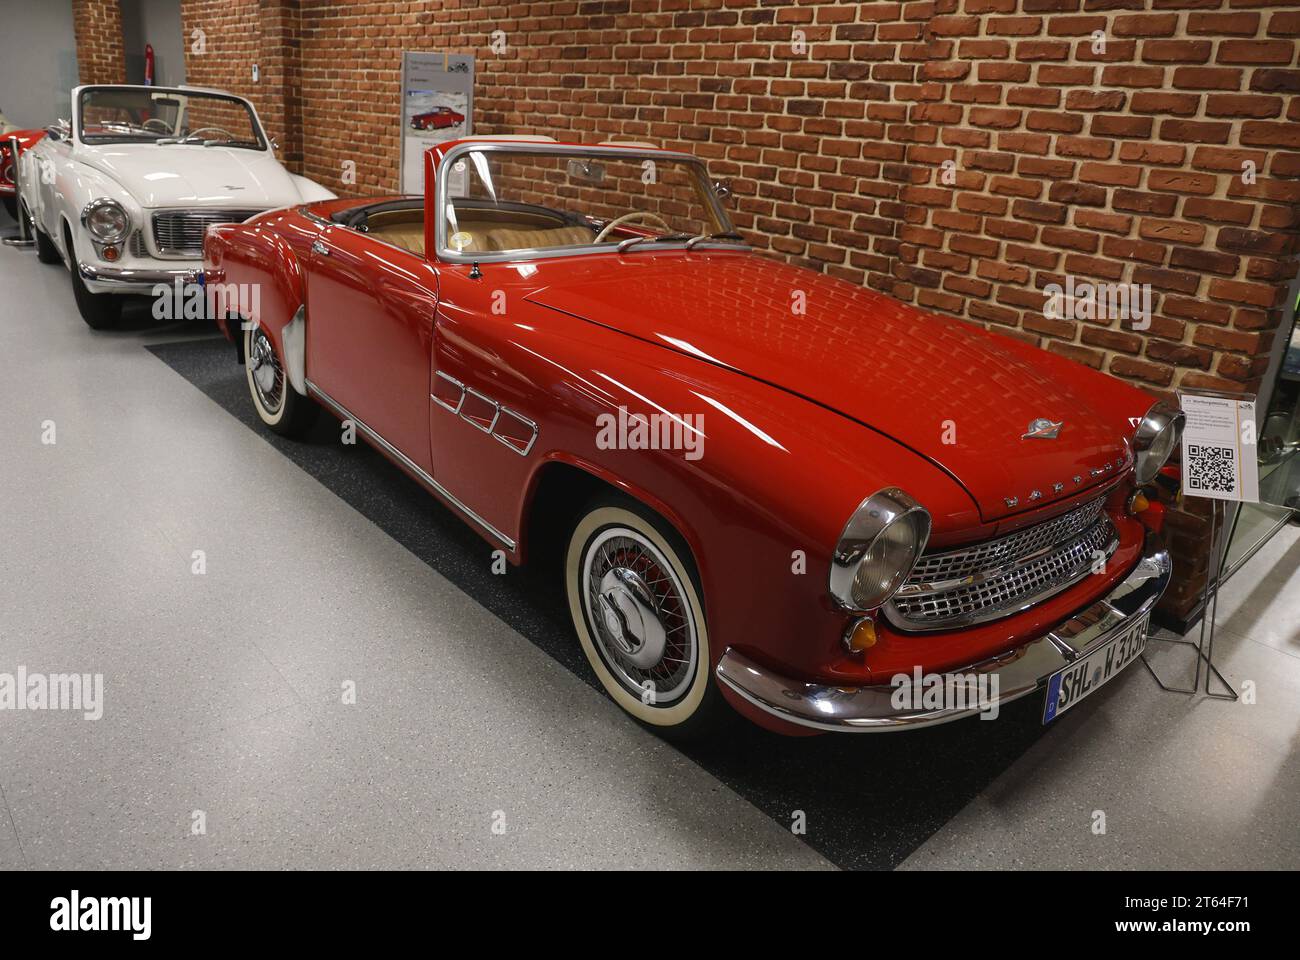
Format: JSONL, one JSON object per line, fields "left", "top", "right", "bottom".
{"left": 244, "top": 323, "right": 318, "bottom": 438}
{"left": 566, "top": 499, "right": 724, "bottom": 736}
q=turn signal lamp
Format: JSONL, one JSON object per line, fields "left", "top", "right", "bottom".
{"left": 102, "top": 245, "right": 120, "bottom": 262}
{"left": 843, "top": 616, "right": 878, "bottom": 654}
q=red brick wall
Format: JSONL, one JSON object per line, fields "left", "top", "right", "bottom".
{"left": 76, "top": 0, "right": 1300, "bottom": 619}
{"left": 72, "top": 0, "right": 127, "bottom": 85}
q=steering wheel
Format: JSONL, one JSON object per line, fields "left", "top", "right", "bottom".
{"left": 142, "top": 118, "right": 172, "bottom": 134}
{"left": 594, "top": 211, "right": 672, "bottom": 244}
{"left": 183, "top": 126, "right": 240, "bottom": 143}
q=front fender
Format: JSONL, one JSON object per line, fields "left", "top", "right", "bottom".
{"left": 203, "top": 212, "right": 308, "bottom": 364}
{"left": 290, "top": 173, "right": 336, "bottom": 203}
{"left": 508, "top": 306, "right": 981, "bottom": 688}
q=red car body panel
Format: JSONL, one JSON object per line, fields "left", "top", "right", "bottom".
{"left": 204, "top": 141, "right": 1160, "bottom": 735}
{"left": 0, "top": 129, "right": 45, "bottom": 197}
{"left": 410, "top": 108, "right": 465, "bottom": 131}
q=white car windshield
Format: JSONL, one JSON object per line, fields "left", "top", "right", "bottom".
{"left": 439, "top": 145, "right": 738, "bottom": 258}
{"left": 78, "top": 87, "right": 265, "bottom": 149}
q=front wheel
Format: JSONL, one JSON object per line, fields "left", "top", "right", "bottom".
{"left": 244, "top": 323, "right": 318, "bottom": 438}
{"left": 65, "top": 229, "right": 121, "bottom": 329}
{"left": 566, "top": 496, "right": 727, "bottom": 739}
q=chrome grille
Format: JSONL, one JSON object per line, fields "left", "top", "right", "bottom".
{"left": 887, "top": 498, "right": 1117, "bottom": 630}
{"left": 151, "top": 209, "right": 262, "bottom": 256}
{"left": 128, "top": 231, "right": 147, "bottom": 258}
{"left": 909, "top": 498, "right": 1104, "bottom": 584}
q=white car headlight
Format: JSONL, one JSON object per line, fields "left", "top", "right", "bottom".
{"left": 829, "top": 487, "right": 931, "bottom": 612}
{"left": 1133, "top": 400, "right": 1185, "bottom": 483}
{"left": 83, "top": 198, "right": 130, "bottom": 244}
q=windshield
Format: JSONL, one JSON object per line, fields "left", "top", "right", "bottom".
{"left": 77, "top": 87, "right": 265, "bottom": 149}
{"left": 438, "top": 146, "right": 736, "bottom": 258}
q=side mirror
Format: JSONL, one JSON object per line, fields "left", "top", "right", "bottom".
{"left": 713, "top": 178, "right": 733, "bottom": 202}
{"left": 269, "top": 136, "right": 280, "bottom": 152}
{"left": 567, "top": 158, "right": 605, "bottom": 184}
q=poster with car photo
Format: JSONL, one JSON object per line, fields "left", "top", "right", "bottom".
{"left": 400, "top": 52, "right": 473, "bottom": 194}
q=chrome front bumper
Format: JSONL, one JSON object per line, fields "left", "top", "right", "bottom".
{"left": 715, "top": 530, "right": 1172, "bottom": 733}
{"left": 78, "top": 262, "right": 199, "bottom": 293}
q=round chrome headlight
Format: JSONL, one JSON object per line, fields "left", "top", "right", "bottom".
{"left": 829, "top": 487, "right": 932, "bottom": 613}
{"left": 83, "top": 198, "right": 130, "bottom": 244}
{"left": 1133, "top": 399, "right": 1185, "bottom": 483}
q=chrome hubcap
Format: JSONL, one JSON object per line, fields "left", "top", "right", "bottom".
{"left": 582, "top": 526, "right": 697, "bottom": 704}
{"left": 248, "top": 330, "right": 284, "bottom": 414}
{"left": 596, "top": 567, "right": 668, "bottom": 669}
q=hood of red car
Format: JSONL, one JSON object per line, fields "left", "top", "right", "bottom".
{"left": 525, "top": 253, "right": 1135, "bottom": 522}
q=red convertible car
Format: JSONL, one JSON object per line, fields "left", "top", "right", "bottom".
{"left": 410, "top": 106, "right": 465, "bottom": 131}
{"left": 0, "top": 127, "right": 44, "bottom": 220}
{"left": 203, "top": 137, "right": 1181, "bottom": 738}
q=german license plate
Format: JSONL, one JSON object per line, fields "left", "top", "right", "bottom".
{"left": 1043, "top": 614, "right": 1149, "bottom": 723}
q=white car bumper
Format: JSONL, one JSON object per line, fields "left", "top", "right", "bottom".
{"left": 78, "top": 261, "right": 199, "bottom": 295}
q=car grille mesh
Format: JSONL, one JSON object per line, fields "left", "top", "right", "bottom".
{"left": 888, "top": 498, "right": 1115, "bottom": 629}
{"left": 152, "top": 209, "right": 262, "bottom": 256}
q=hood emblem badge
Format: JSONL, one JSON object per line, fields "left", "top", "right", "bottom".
{"left": 1023, "top": 418, "right": 1063, "bottom": 440}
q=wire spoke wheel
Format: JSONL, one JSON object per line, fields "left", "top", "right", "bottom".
{"left": 581, "top": 526, "right": 698, "bottom": 706}
{"left": 247, "top": 327, "right": 286, "bottom": 416}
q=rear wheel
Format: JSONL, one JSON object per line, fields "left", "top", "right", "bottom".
{"left": 64, "top": 225, "right": 120, "bottom": 329}
{"left": 565, "top": 495, "right": 727, "bottom": 739}
{"left": 244, "top": 323, "right": 318, "bottom": 438}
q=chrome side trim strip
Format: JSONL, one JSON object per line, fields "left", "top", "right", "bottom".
{"left": 716, "top": 529, "right": 1171, "bottom": 733}
{"left": 305, "top": 378, "right": 516, "bottom": 552}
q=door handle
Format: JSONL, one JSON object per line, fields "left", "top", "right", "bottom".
{"left": 311, "top": 240, "right": 329, "bottom": 256}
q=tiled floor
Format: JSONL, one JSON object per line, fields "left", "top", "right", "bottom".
{"left": 1, "top": 221, "right": 1297, "bottom": 871}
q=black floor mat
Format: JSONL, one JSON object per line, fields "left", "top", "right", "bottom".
{"left": 148, "top": 335, "right": 1054, "bottom": 870}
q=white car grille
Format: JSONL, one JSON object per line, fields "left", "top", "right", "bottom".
{"left": 887, "top": 497, "right": 1118, "bottom": 630}
{"left": 152, "top": 209, "right": 262, "bottom": 257}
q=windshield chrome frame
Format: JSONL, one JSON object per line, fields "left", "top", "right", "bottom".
{"left": 74, "top": 85, "right": 269, "bottom": 151}
{"left": 433, "top": 141, "right": 745, "bottom": 264}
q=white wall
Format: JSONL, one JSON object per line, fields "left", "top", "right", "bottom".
{"left": 0, "top": 0, "right": 80, "bottom": 128}
{"left": 120, "top": 0, "right": 186, "bottom": 87}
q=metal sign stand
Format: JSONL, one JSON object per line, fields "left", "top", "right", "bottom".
{"left": 2, "top": 135, "right": 35, "bottom": 248}
{"left": 1141, "top": 388, "right": 1257, "bottom": 702}
{"left": 1140, "top": 497, "right": 1238, "bottom": 700}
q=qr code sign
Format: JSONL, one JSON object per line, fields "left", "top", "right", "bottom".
{"left": 1186, "top": 444, "right": 1236, "bottom": 494}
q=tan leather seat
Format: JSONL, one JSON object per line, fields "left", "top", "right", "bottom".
{"left": 486, "top": 226, "right": 594, "bottom": 252}
{"left": 371, "top": 224, "right": 426, "bottom": 255}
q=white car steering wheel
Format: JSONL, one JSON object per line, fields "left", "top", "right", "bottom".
{"left": 594, "top": 211, "right": 672, "bottom": 244}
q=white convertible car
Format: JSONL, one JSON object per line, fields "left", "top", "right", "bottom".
{"left": 18, "top": 84, "right": 334, "bottom": 328}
